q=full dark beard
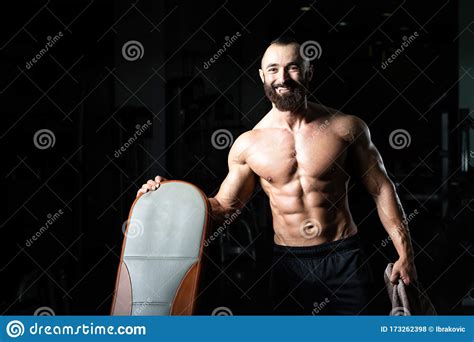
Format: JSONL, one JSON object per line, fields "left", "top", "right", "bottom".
{"left": 264, "top": 79, "right": 308, "bottom": 112}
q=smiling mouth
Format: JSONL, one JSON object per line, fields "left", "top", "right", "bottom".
{"left": 274, "top": 86, "right": 292, "bottom": 94}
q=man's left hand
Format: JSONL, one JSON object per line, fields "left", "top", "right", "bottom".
{"left": 390, "top": 258, "right": 417, "bottom": 285}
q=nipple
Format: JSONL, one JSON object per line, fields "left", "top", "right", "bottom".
{"left": 266, "top": 176, "right": 272, "bottom": 182}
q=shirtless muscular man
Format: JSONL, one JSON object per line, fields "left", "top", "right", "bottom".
{"left": 137, "top": 37, "right": 417, "bottom": 315}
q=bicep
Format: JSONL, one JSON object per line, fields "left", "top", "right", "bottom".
{"left": 214, "top": 134, "right": 256, "bottom": 210}
{"left": 215, "top": 162, "right": 255, "bottom": 209}
{"left": 350, "top": 119, "right": 392, "bottom": 197}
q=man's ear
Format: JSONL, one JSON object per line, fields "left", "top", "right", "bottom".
{"left": 259, "top": 69, "right": 264, "bottom": 83}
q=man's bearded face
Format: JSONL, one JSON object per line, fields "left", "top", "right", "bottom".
{"left": 263, "top": 76, "right": 309, "bottom": 112}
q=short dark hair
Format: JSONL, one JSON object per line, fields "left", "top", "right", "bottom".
{"left": 269, "top": 36, "right": 300, "bottom": 46}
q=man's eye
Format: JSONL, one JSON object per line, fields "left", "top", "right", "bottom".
{"left": 268, "top": 68, "right": 277, "bottom": 73}
{"left": 289, "top": 66, "right": 300, "bottom": 71}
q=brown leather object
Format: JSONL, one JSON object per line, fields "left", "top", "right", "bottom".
{"left": 111, "top": 262, "right": 133, "bottom": 315}
{"left": 111, "top": 180, "right": 210, "bottom": 316}
{"left": 171, "top": 262, "right": 200, "bottom": 315}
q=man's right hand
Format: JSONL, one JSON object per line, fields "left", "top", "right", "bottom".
{"left": 136, "top": 176, "right": 168, "bottom": 197}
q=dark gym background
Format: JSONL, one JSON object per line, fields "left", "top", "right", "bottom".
{"left": 1, "top": 0, "right": 473, "bottom": 315}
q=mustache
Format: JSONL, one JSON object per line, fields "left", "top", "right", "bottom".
{"left": 271, "top": 79, "right": 299, "bottom": 89}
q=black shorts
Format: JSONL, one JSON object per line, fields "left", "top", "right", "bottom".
{"left": 268, "top": 233, "right": 375, "bottom": 315}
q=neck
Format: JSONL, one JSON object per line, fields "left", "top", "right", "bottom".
{"left": 272, "top": 97, "right": 309, "bottom": 130}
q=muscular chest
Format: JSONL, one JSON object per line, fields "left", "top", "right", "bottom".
{"left": 246, "top": 128, "right": 349, "bottom": 185}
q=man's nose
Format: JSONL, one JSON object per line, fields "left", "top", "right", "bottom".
{"left": 276, "top": 68, "right": 290, "bottom": 84}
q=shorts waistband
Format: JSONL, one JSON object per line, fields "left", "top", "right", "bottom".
{"left": 273, "top": 233, "right": 361, "bottom": 258}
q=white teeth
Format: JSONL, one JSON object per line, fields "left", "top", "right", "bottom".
{"left": 276, "top": 87, "right": 290, "bottom": 93}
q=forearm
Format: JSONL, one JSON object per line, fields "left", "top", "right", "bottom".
{"left": 374, "top": 182, "right": 414, "bottom": 261}
{"left": 208, "top": 197, "right": 240, "bottom": 225}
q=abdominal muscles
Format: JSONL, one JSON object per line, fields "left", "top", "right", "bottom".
{"left": 261, "top": 174, "right": 357, "bottom": 246}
